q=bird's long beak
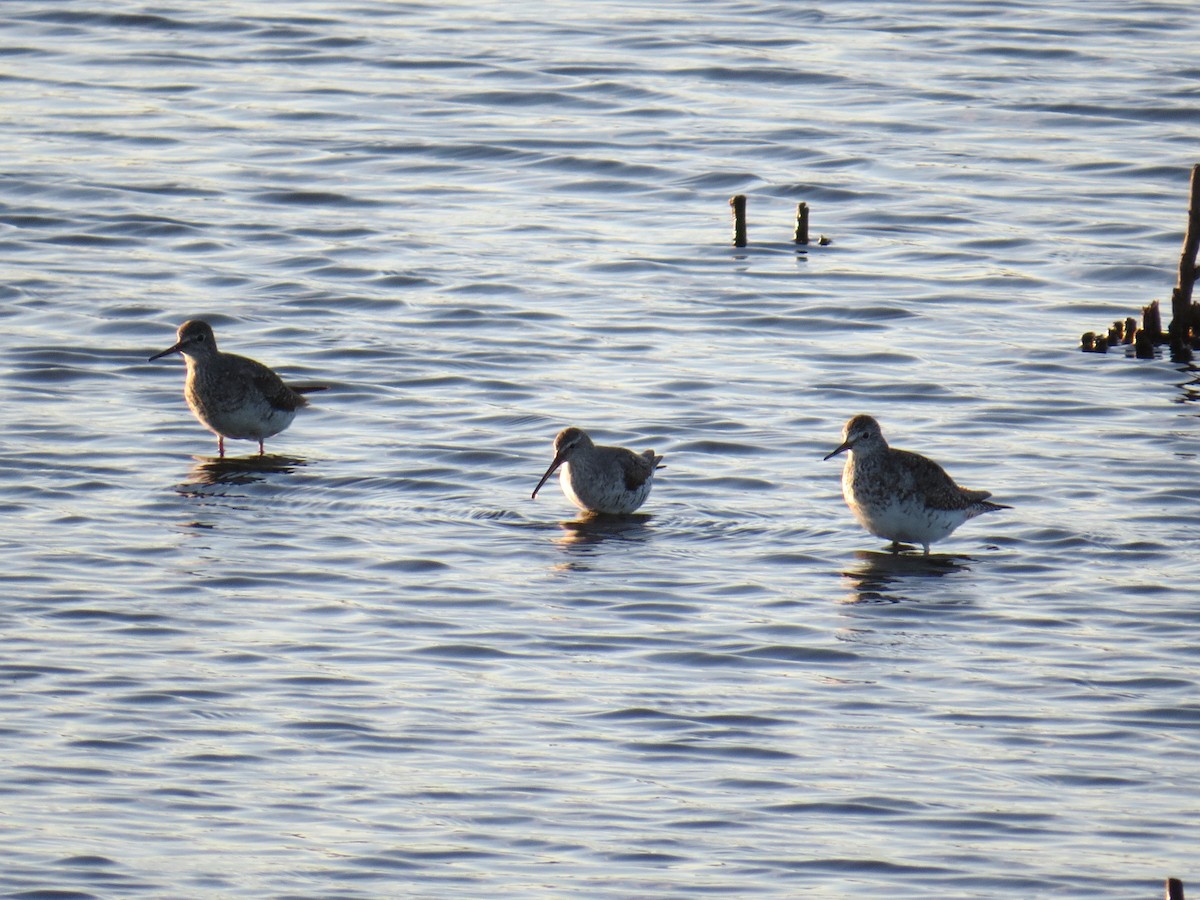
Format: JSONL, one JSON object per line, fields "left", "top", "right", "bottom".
{"left": 148, "top": 341, "right": 184, "bottom": 362}
{"left": 531, "top": 453, "right": 566, "bottom": 499}
{"left": 823, "top": 439, "right": 853, "bottom": 461}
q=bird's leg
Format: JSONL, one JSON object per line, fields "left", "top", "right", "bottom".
{"left": 258, "top": 439, "right": 265, "bottom": 456}
{"left": 218, "top": 436, "right": 225, "bottom": 459}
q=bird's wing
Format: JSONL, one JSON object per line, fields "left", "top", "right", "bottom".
{"left": 622, "top": 450, "right": 660, "bottom": 491}
{"left": 890, "top": 448, "right": 981, "bottom": 511}
{"left": 249, "top": 362, "right": 308, "bottom": 412}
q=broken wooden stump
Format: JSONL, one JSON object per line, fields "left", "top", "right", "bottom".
{"left": 794, "top": 202, "right": 809, "bottom": 245}
{"left": 1143, "top": 299, "right": 1163, "bottom": 341}
{"left": 729, "top": 194, "right": 747, "bottom": 247}
{"left": 725, "top": 196, "right": 827, "bottom": 247}
{"left": 1135, "top": 328, "right": 1155, "bottom": 358}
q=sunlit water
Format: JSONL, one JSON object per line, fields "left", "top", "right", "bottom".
{"left": 2, "top": 1, "right": 1198, "bottom": 896}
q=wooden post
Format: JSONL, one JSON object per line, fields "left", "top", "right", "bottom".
{"left": 1169, "top": 319, "right": 1192, "bottom": 361}
{"left": 794, "top": 202, "right": 809, "bottom": 245}
{"left": 729, "top": 194, "right": 747, "bottom": 247}
{"left": 1135, "top": 328, "right": 1155, "bottom": 358}
{"left": 1143, "top": 299, "right": 1162, "bottom": 343}
{"left": 1171, "top": 164, "right": 1200, "bottom": 335}
{"left": 1166, "top": 877, "right": 1184, "bottom": 900}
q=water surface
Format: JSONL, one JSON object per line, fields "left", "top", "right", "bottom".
{"left": 1, "top": 1, "right": 1198, "bottom": 896}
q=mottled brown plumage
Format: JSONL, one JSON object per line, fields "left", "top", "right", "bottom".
{"left": 824, "top": 414, "right": 1008, "bottom": 554}
{"left": 150, "top": 320, "right": 326, "bottom": 457}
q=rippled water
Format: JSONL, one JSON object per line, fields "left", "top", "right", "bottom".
{"left": 2, "top": 1, "right": 1199, "bottom": 896}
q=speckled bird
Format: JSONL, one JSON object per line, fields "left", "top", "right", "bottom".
{"left": 532, "top": 426, "right": 663, "bottom": 515}
{"left": 824, "top": 414, "right": 1008, "bottom": 554}
{"left": 149, "top": 319, "right": 326, "bottom": 458}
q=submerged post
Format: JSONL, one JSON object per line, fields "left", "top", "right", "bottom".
{"left": 1170, "top": 163, "right": 1200, "bottom": 336}
{"left": 794, "top": 202, "right": 809, "bottom": 245}
{"left": 729, "top": 194, "right": 747, "bottom": 247}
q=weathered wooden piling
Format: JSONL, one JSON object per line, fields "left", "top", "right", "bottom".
{"left": 1134, "top": 328, "right": 1155, "bottom": 358}
{"left": 1143, "top": 299, "right": 1163, "bottom": 342}
{"left": 1171, "top": 163, "right": 1200, "bottom": 338}
{"left": 1082, "top": 331, "right": 1111, "bottom": 352}
{"left": 794, "top": 202, "right": 809, "bottom": 245}
{"left": 1169, "top": 319, "right": 1192, "bottom": 361}
{"left": 1166, "top": 876, "right": 1184, "bottom": 900}
{"left": 729, "top": 194, "right": 747, "bottom": 247}
{"left": 1123, "top": 316, "right": 1137, "bottom": 343}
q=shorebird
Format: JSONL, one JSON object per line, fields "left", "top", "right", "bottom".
{"left": 149, "top": 319, "right": 327, "bottom": 458}
{"left": 824, "top": 414, "right": 1008, "bottom": 554}
{"left": 532, "top": 427, "right": 663, "bottom": 515}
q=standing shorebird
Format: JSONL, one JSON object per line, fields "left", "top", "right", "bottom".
{"left": 824, "top": 414, "right": 1008, "bottom": 554}
{"left": 149, "top": 319, "right": 327, "bottom": 458}
{"left": 532, "top": 427, "right": 663, "bottom": 515}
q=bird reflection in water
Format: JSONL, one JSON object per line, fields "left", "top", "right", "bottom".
{"left": 178, "top": 454, "right": 308, "bottom": 491}
{"left": 552, "top": 512, "right": 654, "bottom": 551}
{"left": 840, "top": 549, "right": 970, "bottom": 604}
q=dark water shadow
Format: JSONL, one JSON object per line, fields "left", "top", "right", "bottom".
{"left": 1173, "top": 363, "right": 1200, "bottom": 404}
{"left": 553, "top": 512, "right": 654, "bottom": 552}
{"left": 840, "top": 549, "right": 972, "bottom": 604}
{"left": 177, "top": 454, "right": 310, "bottom": 491}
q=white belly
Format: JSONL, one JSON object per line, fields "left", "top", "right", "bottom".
{"left": 847, "top": 494, "right": 964, "bottom": 546}
{"left": 203, "top": 403, "right": 296, "bottom": 441}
